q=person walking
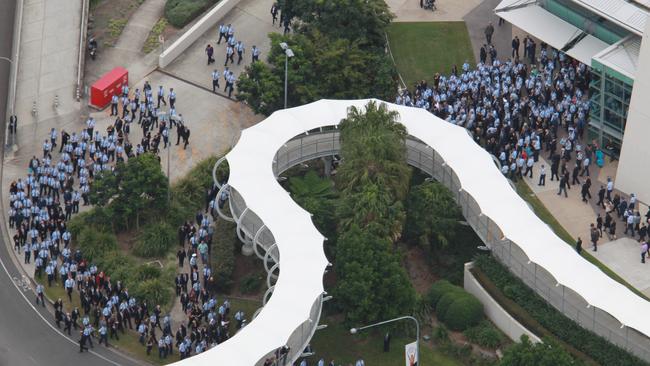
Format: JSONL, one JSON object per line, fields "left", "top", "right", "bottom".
{"left": 596, "top": 213, "right": 603, "bottom": 237}
{"left": 558, "top": 173, "right": 568, "bottom": 197}
{"left": 642, "top": 241, "right": 648, "bottom": 264}
{"left": 205, "top": 44, "right": 215, "bottom": 65}
{"left": 211, "top": 69, "right": 220, "bottom": 92}
{"left": 538, "top": 164, "right": 546, "bottom": 186}
{"left": 596, "top": 185, "right": 606, "bottom": 208}
{"left": 225, "top": 45, "right": 235, "bottom": 66}
{"left": 235, "top": 41, "right": 245, "bottom": 65}
{"left": 575, "top": 237, "right": 582, "bottom": 254}
{"left": 606, "top": 177, "right": 614, "bottom": 200}
{"left": 484, "top": 22, "right": 494, "bottom": 44}
{"left": 252, "top": 45, "right": 261, "bottom": 63}
{"left": 590, "top": 224, "right": 599, "bottom": 251}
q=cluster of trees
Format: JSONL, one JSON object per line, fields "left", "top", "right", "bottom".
{"left": 333, "top": 101, "right": 415, "bottom": 325}
{"left": 236, "top": 0, "right": 397, "bottom": 115}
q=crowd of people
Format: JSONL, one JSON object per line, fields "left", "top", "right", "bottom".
{"left": 206, "top": 22, "right": 263, "bottom": 98}
{"left": 5, "top": 80, "right": 256, "bottom": 360}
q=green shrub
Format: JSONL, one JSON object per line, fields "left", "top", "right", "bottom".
{"left": 164, "top": 0, "right": 219, "bottom": 28}
{"left": 464, "top": 321, "right": 506, "bottom": 349}
{"left": 135, "top": 264, "right": 162, "bottom": 281}
{"left": 133, "top": 221, "right": 175, "bottom": 258}
{"left": 240, "top": 273, "right": 263, "bottom": 294}
{"left": 441, "top": 295, "right": 483, "bottom": 331}
{"left": 427, "top": 280, "right": 457, "bottom": 307}
{"left": 474, "top": 255, "right": 646, "bottom": 366}
{"left": 436, "top": 291, "right": 462, "bottom": 319}
{"left": 78, "top": 228, "right": 118, "bottom": 262}
{"left": 432, "top": 325, "right": 449, "bottom": 344}
{"left": 212, "top": 218, "right": 237, "bottom": 292}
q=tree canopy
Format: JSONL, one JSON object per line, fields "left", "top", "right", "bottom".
{"left": 89, "top": 153, "right": 168, "bottom": 229}
{"left": 333, "top": 101, "right": 415, "bottom": 324}
{"left": 500, "top": 336, "right": 574, "bottom": 366}
{"left": 404, "top": 180, "right": 462, "bottom": 249}
{"left": 236, "top": 0, "right": 397, "bottom": 115}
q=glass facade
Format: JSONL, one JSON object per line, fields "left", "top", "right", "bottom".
{"left": 588, "top": 61, "right": 634, "bottom": 156}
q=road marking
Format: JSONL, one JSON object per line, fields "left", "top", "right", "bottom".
{"left": 0, "top": 252, "right": 122, "bottom": 365}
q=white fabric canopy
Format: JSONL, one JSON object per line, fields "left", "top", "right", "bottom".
{"left": 173, "top": 99, "right": 650, "bottom": 365}
{"left": 496, "top": 0, "right": 609, "bottom": 65}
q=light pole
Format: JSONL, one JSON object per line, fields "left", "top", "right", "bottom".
{"left": 350, "top": 316, "right": 420, "bottom": 365}
{"left": 279, "top": 42, "right": 294, "bottom": 109}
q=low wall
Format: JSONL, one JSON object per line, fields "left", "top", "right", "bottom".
{"left": 158, "top": 0, "right": 242, "bottom": 68}
{"left": 464, "top": 262, "right": 541, "bottom": 343}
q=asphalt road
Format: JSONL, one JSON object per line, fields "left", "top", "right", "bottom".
{"left": 0, "top": 2, "right": 139, "bottom": 365}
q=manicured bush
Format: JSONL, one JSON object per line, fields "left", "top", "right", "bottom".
{"left": 436, "top": 290, "right": 462, "bottom": 319}
{"left": 211, "top": 218, "right": 237, "bottom": 292}
{"left": 164, "top": 0, "right": 219, "bottom": 28}
{"left": 474, "top": 254, "right": 647, "bottom": 366}
{"left": 441, "top": 295, "right": 484, "bottom": 331}
{"left": 427, "top": 280, "right": 457, "bottom": 307}
{"left": 463, "top": 320, "right": 506, "bottom": 349}
{"left": 133, "top": 221, "right": 176, "bottom": 258}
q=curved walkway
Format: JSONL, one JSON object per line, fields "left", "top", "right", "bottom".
{"left": 200, "top": 99, "right": 650, "bottom": 365}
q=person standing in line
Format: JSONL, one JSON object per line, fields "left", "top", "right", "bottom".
{"left": 511, "top": 36, "right": 520, "bottom": 58}
{"left": 484, "top": 22, "right": 494, "bottom": 44}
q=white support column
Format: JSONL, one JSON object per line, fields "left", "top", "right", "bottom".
{"left": 236, "top": 208, "right": 254, "bottom": 256}
{"left": 253, "top": 225, "right": 268, "bottom": 260}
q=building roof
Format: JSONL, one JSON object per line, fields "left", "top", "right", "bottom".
{"left": 496, "top": 0, "right": 610, "bottom": 64}
{"left": 569, "top": 0, "right": 649, "bottom": 36}
{"left": 593, "top": 35, "right": 641, "bottom": 80}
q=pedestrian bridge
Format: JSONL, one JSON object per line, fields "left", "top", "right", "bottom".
{"left": 178, "top": 99, "right": 650, "bottom": 365}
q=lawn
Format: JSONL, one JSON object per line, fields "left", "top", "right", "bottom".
{"left": 514, "top": 180, "right": 649, "bottom": 301}
{"left": 309, "top": 317, "right": 461, "bottom": 366}
{"left": 386, "top": 22, "right": 475, "bottom": 89}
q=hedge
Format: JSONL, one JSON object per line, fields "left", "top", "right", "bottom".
{"left": 77, "top": 227, "right": 118, "bottom": 262}
{"left": 474, "top": 255, "right": 647, "bottom": 366}
{"left": 442, "top": 295, "right": 484, "bottom": 331}
{"left": 165, "top": 0, "right": 219, "bottom": 28}
{"left": 429, "top": 280, "right": 484, "bottom": 331}
{"left": 463, "top": 320, "right": 506, "bottom": 349}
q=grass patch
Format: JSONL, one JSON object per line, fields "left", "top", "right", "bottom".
{"left": 386, "top": 22, "right": 474, "bottom": 88}
{"left": 309, "top": 315, "right": 462, "bottom": 366}
{"left": 143, "top": 18, "right": 168, "bottom": 54}
{"left": 105, "top": 18, "right": 128, "bottom": 46}
{"left": 514, "top": 180, "right": 649, "bottom": 301}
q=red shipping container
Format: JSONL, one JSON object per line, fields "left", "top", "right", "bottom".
{"left": 89, "top": 67, "right": 129, "bottom": 109}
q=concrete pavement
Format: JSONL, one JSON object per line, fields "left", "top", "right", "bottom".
{"left": 164, "top": 0, "right": 276, "bottom": 93}
{"left": 14, "top": 0, "right": 82, "bottom": 132}
{"left": 463, "top": 0, "right": 511, "bottom": 64}
{"left": 114, "top": 0, "right": 166, "bottom": 53}
{"left": 386, "top": 0, "right": 482, "bottom": 22}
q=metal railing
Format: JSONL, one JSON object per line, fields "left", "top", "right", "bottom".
{"left": 216, "top": 128, "right": 650, "bottom": 364}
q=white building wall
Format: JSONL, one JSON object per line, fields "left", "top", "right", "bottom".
{"left": 616, "top": 23, "right": 650, "bottom": 204}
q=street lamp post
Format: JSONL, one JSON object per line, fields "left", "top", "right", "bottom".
{"left": 279, "top": 42, "right": 294, "bottom": 109}
{"left": 350, "top": 316, "right": 420, "bottom": 365}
